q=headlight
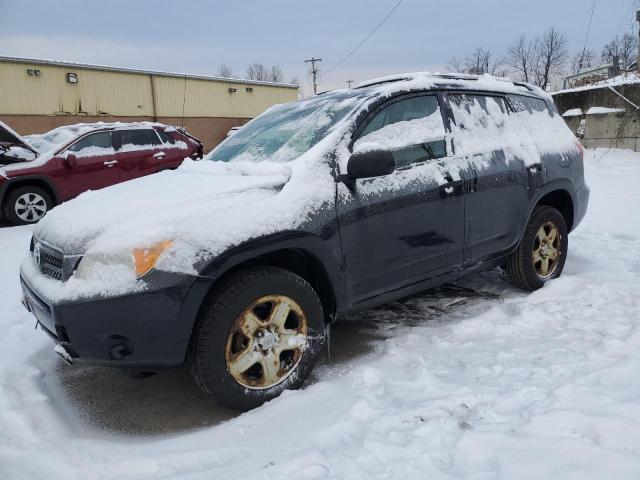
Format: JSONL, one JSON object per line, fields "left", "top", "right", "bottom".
{"left": 74, "top": 241, "right": 173, "bottom": 280}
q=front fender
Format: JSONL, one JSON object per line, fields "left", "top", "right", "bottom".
{"left": 197, "top": 231, "right": 348, "bottom": 315}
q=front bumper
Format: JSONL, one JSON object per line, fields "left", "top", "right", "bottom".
{"left": 20, "top": 269, "right": 212, "bottom": 368}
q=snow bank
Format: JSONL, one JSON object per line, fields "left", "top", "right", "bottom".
{"left": 586, "top": 106, "right": 625, "bottom": 115}
{"left": 562, "top": 108, "right": 583, "bottom": 117}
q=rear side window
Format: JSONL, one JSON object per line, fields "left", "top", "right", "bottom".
{"left": 448, "top": 94, "right": 508, "bottom": 128}
{"left": 506, "top": 95, "right": 551, "bottom": 115}
{"left": 156, "top": 129, "right": 176, "bottom": 145}
{"left": 354, "top": 95, "right": 447, "bottom": 168}
{"left": 119, "top": 129, "right": 161, "bottom": 148}
{"left": 67, "top": 131, "right": 113, "bottom": 155}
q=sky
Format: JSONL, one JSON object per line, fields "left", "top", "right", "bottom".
{"left": 0, "top": 0, "right": 637, "bottom": 95}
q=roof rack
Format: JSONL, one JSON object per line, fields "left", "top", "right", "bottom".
{"left": 357, "top": 72, "right": 536, "bottom": 92}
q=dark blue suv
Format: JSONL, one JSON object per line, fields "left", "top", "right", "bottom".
{"left": 20, "top": 73, "right": 588, "bottom": 410}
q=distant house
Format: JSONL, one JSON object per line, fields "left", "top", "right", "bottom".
{"left": 561, "top": 63, "right": 617, "bottom": 90}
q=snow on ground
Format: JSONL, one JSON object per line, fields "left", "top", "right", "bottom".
{"left": 1, "top": 149, "right": 640, "bottom": 479}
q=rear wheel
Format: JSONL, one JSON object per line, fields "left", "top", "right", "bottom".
{"left": 3, "top": 185, "right": 53, "bottom": 225}
{"left": 506, "top": 205, "right": 568, "bottom": 291}
{"left": 188, "top": 266, "right": 325, "bottom": 410}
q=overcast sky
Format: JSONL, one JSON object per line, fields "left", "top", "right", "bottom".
{"left": 0, "top": 0, "right": 637, "bottom": 94}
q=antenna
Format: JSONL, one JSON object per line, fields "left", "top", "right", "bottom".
{"left": 304, "top": 57, "right": 322, "bottom": 94}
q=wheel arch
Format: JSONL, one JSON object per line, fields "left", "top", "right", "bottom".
{"left": 195, "top": 233, "right": 346, "bottom": 326}
{"left": 1, "top": 176, "right": 60, "bottom": 208}
{"left": 534, "top": 188, "right": 574, "bottom": 231}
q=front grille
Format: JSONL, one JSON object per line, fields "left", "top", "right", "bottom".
{"left": 35, "top": 243, "right": 65, "bottom": 281}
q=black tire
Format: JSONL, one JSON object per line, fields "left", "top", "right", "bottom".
{"left": 3, "top": 185, "right": 53, "bottom": 225}
{"left": 506, "top": 205, "right": 568, "bottom": 291}
{"left": 187, "top": 266, "right": 326, "bottom": 411}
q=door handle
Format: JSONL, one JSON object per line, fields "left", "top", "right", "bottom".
{"left": 153, "top": 152, "right": 166, "bottom": 159}
{"left": 103, "top": 160, "right": 118, "bottom": 167}
{"left": 444, "top": 186, "right": 454, "bottom": 195}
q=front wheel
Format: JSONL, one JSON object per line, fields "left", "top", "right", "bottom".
{"left": 188, "top": 266, "right": 326, "bottom": 410}
{"left": 505, "top": 205, "right": 568, "bottom": 291}
{"left": 3, "top": 185, "right": 53, "bottom": 225}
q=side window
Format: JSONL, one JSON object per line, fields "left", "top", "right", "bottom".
{"left": 156, "top": 129, "right": 176, "bottom": 145}
{"left": 448, "top": 94, "right": 508, "bottom": 131}
{"left": 67, "top": 131, "right": 113, "bottom": 156}
{"left": 506, "top": 94, "right": 550, "bottom": 115}
{"left": 354, "top": 95, "right": 447, "bottom": 169}
{"left": 119, "top": 129, "right": 161, "bottom": 149}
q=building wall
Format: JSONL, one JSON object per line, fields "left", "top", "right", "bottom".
{"left": 0, "top": 58, "right": 298, "bottom": 151}
{"left": 553, "top": 83, "right": 640, "bottom": 152}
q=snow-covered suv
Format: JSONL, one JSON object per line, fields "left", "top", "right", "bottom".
{"left": 0, "top": 121, "right": 203, "bottom": 225}
{"left": 19, "top": 73, "right": 589, "bottom": 410}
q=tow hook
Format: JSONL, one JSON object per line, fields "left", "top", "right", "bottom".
{"left": 54, "top": 343, "right": 74, "bottom": 366}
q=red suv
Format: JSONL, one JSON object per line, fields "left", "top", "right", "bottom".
{"left": 0, "top": 121, "right": 203, "bottom": 225}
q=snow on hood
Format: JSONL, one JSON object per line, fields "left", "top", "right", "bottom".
{"left": 35, "top": 159, "right": 293, "bottom": 256}
{"left": 30, "top": 127, "right": 342, "bottom": 301}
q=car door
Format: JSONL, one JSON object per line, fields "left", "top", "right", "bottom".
{"left": 336, "top": 93, "right": 468, "bottom": 304}
{"left": 154, "top": 128, "right": 187, "bottom": 169}
{"left": 446, "top": 93, "right": 530, "bottom": 264}
{"left": 114, "top": 128, "right": 164, "bottom": 181}
{"left": 59, "top": 130, "right": 122, "bottom": 199}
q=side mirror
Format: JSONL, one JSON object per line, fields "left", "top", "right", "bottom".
{"left": 345, "top": 149, "right": 395, "bottom": 182}
{"left": 65, "top": 153, "right": 78, "bottom": 168}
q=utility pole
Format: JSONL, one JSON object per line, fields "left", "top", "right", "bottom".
{"left": 305, "top": 57, "right": 322, "bottom": 94}
{"left": 346, "top": 80, "right": 354, "bottom": 89}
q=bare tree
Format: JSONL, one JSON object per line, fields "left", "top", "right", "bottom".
{"left": 569, "top": 49, "right": 595, "bottom": 74}
{"left": 289, "top": 76, "right": 300, "bottom": 86}
{"left": 217, "top": 63, "right": 235, "bottom": 78}
{"left": 269, "top": 65, "right": 284, "bottom": 83}
{"left": 532, "top": 27, "right": 567, "bottom": 90}
{"left": 246, "top": 63, "right": 269, "bottom": 81}
{"left": 506, "top": 34, "right": 536, "bottom": 83}
{"left": 246, "top": 63, "right": 285, "bottom": 82}
{"left": 601, "top": 33, "right": 638, "bottom": 70}
{"left": 448, "top": 48, "right": 503, "bottom": 76}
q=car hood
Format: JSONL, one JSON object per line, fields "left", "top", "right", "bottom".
{"left": 0, "top": 120, "right": 39, "bottom": 161}
{"left": 34, "top": 159, "right": 295, "bottom": 258}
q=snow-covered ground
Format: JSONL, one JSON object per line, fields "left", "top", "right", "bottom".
{"left": 1, "top": 149, "right": 640, "bottom": 479}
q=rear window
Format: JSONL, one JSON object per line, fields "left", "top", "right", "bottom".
{"left": 506, "top": 95, "right": 551, "bottom": 115}
{"left": 448, "top": 94, "right": 508, "bottom": 130}
{"left": 156, "top": 129, "right": 176, "bottom": 145}
{"left": 120, "top": 129, "right": 161, "bottom": 148}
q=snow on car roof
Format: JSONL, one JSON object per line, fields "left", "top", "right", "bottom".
{"left": 355, "top": 72, "right": 545, "bottom": 99}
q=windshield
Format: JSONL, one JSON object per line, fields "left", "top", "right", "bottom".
{"left": 206, "top": 90, "right": 369, "bottom": 163}
{"left": 27, "top": 126, "right": 83, "bottom": 155}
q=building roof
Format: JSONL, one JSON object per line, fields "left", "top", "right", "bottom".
{"left": 553, "top": 72, "right": 640, "bottom": 95}
{"left": 0, "top": 55, "right": 299, "bottom": 89}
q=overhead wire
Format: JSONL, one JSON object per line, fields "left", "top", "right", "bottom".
{"left": 324, "top": 0, "right": 403, "bottom": 76}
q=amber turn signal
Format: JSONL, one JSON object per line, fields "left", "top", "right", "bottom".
{"left": 132, "top": 241, "right": 174, "bottom": 277}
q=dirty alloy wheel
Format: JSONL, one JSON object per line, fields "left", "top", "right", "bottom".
{"left": 188, "top": 266, "right": 325, "bottom": 411}
{"left": 3, "top": 185, "right": 53, "bottom": 225}
{"left": 505, "top": 205, "right": 568, "bottom": 291}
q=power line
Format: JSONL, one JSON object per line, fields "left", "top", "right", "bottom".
{"left": 617, "top": 0, "right": 639, "bottom": 36}
{"left": 304, "top": 57, "right": 322, "bottom": 95}
{"left": 324, "top": 0, "right": 403, "bottom": 76}
{"left": 578, "top": 0, "right": 597, "bottom": 71}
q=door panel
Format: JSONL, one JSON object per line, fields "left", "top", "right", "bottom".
{"left": 336, "top": 93, "right": 467, "bottom": 304}
{"left": 446, "top": 93, "right": 530, "bottom": 264}
{"left": 114, "top": 129, "right": 164, "bottom": 181}
{"left": 59, "top": 131, "right": 121, "bottom": 199}
{"left": 337, "top": 162, "right": 467, "bottom": 302}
